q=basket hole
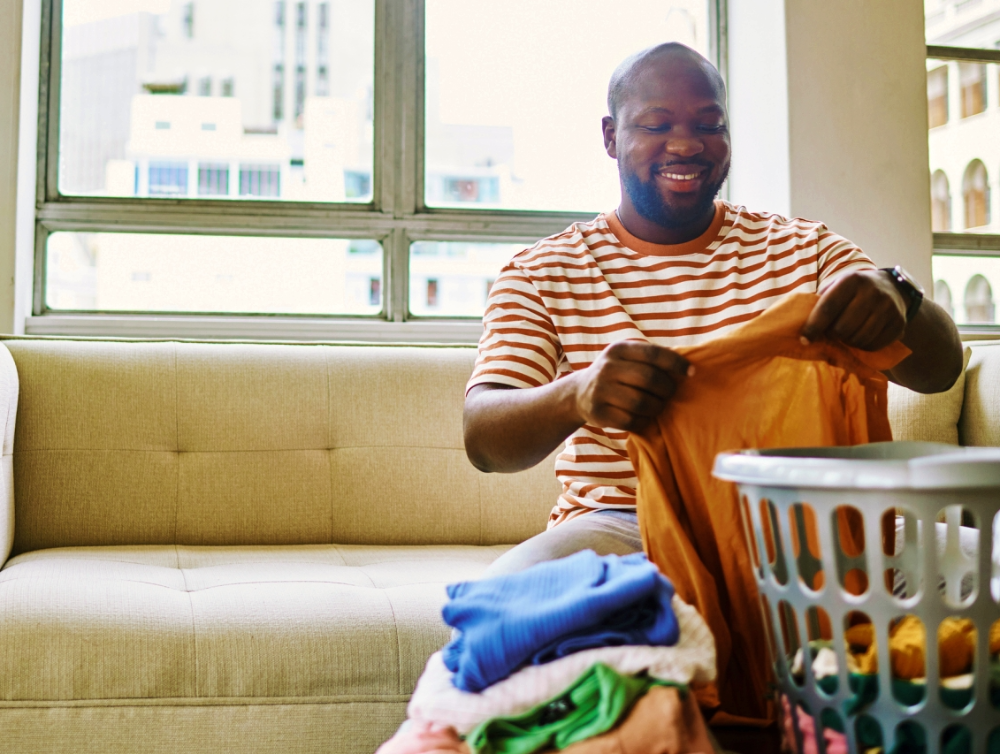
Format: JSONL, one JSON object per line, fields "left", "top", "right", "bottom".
{"left": 936, "top": 505, "right": 978, "bottom": 608}
{"left": 789, "top": 503, "right": 824, "bottom": 592}
{"left": 889, "top": 615, "right": 926, "bottom": 708}
{"left": 819, "top": 709, "right": 845, "bottom": 752}
{"left": 893, "top": 721, "right": 925, "bottom": 754}
{"left": 844, "top": 611, "right": 879, "bottom": 708}
{"left": 760, "top": 499, "right": 788, "bottom": 585}
{"left": 941, "top": 725, "right": 970, "bottom": 754}
{"left": 805, "top": 606, "right": 837, "bottom": 695}
{"left": 794, "top": 704, "right": 816, "bottom": 754}
{"left": 854, "top": 714, "right": 882, "bottom": 753}
{"left": 741, "top": 495, "right": 762, "bottom": 579}
{"left": 833, "top": 505, "right": 868, "bottom": 596}
{"left": 991, "top": 619, "right": 1000, "bottom": 709}
{"left": 778, "top": 600, "right": 804, "bottom": 687}
{"left": 939, "top": 617, "right": 976, "bottom": 710}
{"left": 883, "top": 507, "right": 922, "bottom": 600}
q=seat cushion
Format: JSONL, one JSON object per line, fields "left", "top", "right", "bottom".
{"left": 887, "top": 345, "right": 971, "bottom": 445}
{"left": 0, "top": 544, "right": 510, "bottom": 702}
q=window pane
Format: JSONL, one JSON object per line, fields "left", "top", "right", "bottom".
{"left": 424, "top": 0, "right": 710, "bottom": 212}
{"left": 925, "top": 5, "right": 999, "bottom": 235}
{"left": 932, "top": 255, "right": 1000, "bottom": 325}
{"left": 46, "top": 232, "right": 383, "bottom": 315}
{"left": 59, "top": 0, "right": 374, "bottom": 202}
{"left": 409, "top": 241, "right": 523, "bottom": 317}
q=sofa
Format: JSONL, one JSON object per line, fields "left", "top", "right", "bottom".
{"left": 0, "top": 336, "right": 996, "bottom": 754}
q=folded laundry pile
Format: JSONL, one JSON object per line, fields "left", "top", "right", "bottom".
{"left": 383, "top": 550, "right": 717, "bottom": 754}
{"left": 783, "top": 617, "right": 1000, "bottom": 754}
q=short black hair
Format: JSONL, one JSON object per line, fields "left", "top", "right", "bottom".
{"left": 607, "top": 42, "right": 726, "bottom": 120}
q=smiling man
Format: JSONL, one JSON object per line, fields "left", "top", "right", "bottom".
{"left": 463, "top": 42, "right": 963, "bottom": 580}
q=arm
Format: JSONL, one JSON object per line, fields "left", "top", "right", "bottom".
{"left": 800, "top": 269, "right": 963, "bottom": 394}
{"left": 464, "top": 341, "right": 691, "bottom": 473}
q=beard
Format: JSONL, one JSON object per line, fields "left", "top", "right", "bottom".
{"left": 620, "top": 161, "right": 729, "bottom": 230}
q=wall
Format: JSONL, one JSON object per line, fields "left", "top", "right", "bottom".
{"left": 728, "top": 0, "right": 934, "bottom": 288}
{"left": 0, "top": 0, "right": 24, "bottom": 334}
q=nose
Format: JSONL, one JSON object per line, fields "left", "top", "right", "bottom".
{"left": 665, "top": 134, "right": 704, "bottom": 158}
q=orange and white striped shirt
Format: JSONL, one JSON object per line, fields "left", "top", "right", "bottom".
{"left": 467, "top": 201, "right": 876, "bottom": 527}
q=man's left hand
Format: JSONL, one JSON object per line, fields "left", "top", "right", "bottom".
{"left": 800, "top": 269, "right": 907, "bottom": 351}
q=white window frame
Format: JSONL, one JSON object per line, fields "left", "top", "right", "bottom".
{"left": 927, "top": 43, "right": 1000, "bottom": 336}
{"left": 28, "top": 0, "right": 727, "bottom": 342}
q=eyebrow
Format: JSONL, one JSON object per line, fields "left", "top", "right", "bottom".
{"left": 636, "top": 104, "right": 725, "bottom": 117}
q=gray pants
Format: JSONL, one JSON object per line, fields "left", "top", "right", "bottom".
{"left": 483, "top": 509, "right": 643, "bottom": 577}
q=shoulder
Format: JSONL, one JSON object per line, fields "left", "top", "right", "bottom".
{"left": 508, "top": 214, "right": 617, "bottom": 273}
{"left": 721, "top": 201, "right": 832, "bottom": 238}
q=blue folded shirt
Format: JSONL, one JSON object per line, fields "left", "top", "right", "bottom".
{"left": 441, "top": 550, "right": 678, "bottom": 692}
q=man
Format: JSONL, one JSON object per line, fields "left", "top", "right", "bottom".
{"left": 464, "top": 42, "right": 963, "bottom": 577}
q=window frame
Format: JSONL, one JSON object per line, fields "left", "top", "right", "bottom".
{"left": 30, "top": 0, "right": 727, "bottom": 341}
{"left": 927, "top": 44, "right": 1000, "bottom": 334}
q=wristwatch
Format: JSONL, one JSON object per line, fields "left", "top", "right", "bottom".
{"left": 881, "top": 266, "right": 924, "bottom": 322}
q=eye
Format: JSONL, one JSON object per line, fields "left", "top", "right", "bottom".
{"left": 640, "top": 124, "right": 671, "bottom": 133}
{"left": 698, "top": 123, "right": 727, "bottom": 133}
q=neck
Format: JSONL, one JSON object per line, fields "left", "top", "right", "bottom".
{"left": 615, "top": 200, "right": 717, "bottom": 245}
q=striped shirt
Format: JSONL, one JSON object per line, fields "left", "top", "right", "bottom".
{"left": 467, "top": 201, "right": 876, "bottom": 527}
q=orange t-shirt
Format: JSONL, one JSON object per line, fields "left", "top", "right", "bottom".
{"left": 627, "top": 292, "right": 909, "bottom": 724}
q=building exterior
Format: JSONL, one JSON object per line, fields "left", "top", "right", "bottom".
{"left": 925, "top": 0, "right": 1000, "bottom": 324}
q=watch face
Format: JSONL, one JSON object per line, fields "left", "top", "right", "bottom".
{"left": 894, "top": 266, "right": 925, "bottom": 296}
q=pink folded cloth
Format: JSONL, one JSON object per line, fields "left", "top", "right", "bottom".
{"left": 376, "top": 721, "right": 469, "bottom": 754}
{"left": 780, "top": 696, "right": 847, "bottom": 754}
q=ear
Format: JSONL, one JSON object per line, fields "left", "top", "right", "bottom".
{"left": 602, "top": 116, "right": 618, "bottom": 159}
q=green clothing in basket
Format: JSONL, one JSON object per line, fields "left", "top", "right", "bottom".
{"left": 465, "top": 663, "right": 680, "bottom": 754}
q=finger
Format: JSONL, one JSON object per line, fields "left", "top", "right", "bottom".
{"left": 828, "top": 292, "right": 873, "bottom": 344}
{"left": 801, "top": 276, "right": 857, "bottom": 343}
{"left": 859, "top": 315, "right": 904, "bottom": 352}
{"left": 846, "top": 308, "right": 892, "bottom": 350}
{"left": 607, "top": 340, "right": 692, "bottom": 377}
{"left": 611, "top": 362, "right": 679, "bottom": 400}
{"left": 599, "top": 384, "right": 668, "bottom": 419}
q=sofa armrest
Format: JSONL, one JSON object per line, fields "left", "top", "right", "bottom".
{"left": 0, "top": 345, "right": 17, "bottom": 565}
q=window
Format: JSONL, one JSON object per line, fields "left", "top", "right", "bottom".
{"left": 35, "top": 0, "right": 721, "bottom": 337}
{"left": 959, "top": 62, "right": 986, "bottom": 118}
{"left": 926, "top": 5, "right": 1000, "bottom": 331}
{"left": 963, "top": 159, "right": 990, "bottom": 229}
{"left": 927, "top": 66, "right": 948, "bottom": 128}
{"left": 931, "top": 170, "right": 951, "bottom": 232}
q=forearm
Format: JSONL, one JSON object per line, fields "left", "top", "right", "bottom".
{"left": 887, "top": 298, "right": 963, "bottom": 394}
{"left": 464, "top": 378, "right": 585, "bottom": 473}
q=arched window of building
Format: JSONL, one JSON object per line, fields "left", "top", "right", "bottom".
{"left": 963, "top": 160, "right": 990, "bottom": 229}
{"left": 964, "top": 274, "right": 995, "bottom": 324}
{"left": 933, "top": 279, "right": 953, "bottom": 319}
{"left": 931, "top": 170, "right": 951, "bottom": 232}
{"left": 927, "top": 65, "right": 949, "bottom": 128}
{"left": 960, "top": 62, "right": 987, "bottom": 118}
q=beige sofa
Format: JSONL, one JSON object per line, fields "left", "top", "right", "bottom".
{"left": 0, "top": 337, "right": 996, "bottom": 754}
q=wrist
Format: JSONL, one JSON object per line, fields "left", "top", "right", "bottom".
{"left": 880, "top": 266, "right": 924, "bottom": 323}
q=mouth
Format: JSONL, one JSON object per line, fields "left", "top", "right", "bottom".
{"left": 654, "top": 164, "right": 710, "bottom": 193}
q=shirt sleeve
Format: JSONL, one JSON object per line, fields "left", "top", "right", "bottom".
{"left": 816, "top": 227, "right": 877, "bottom": 290}
{"left": 466, "top": 262, "right": 562, "bottom": 394}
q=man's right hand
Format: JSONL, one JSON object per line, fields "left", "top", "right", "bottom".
{"left": 464, "top": 339, "right": 690, "bottom": 473}
{"left": 572, "top": 340, "right": 692, "bottom": 432}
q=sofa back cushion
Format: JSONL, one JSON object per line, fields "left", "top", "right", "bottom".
{"left": 959, "top": 340, "right": 1000, "bottom": 447}
{"left": 887, "top": 346, "right": 971, "bottom": 445}
{"left": 4, "top": 340, "right": 561, "bottom": 555}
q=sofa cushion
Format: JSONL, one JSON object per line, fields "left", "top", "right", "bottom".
{"left": 0, "top": 544, "right": 509, "bottom": 701}
{"left": 3, "top": 340, "right": 561, "bottom": 554}
{"left": 959, "top": 341, "right": 1000, "bottom": 447}
{"left": 887, "top": 345, "right": 971, "bottom": 445}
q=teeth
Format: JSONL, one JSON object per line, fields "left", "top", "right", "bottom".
{"left": 661, "top": 172, "right": 700, "bottom": 180}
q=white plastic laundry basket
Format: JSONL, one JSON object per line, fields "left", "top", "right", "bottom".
{"left": 713, "top": 441, "right": 1000, "bottom": 754}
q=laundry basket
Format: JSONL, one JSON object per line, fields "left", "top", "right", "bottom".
{"left": 713, "top": 442, "right": 1000, "bottom": 754}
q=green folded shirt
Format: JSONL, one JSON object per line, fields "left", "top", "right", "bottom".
{"left": 465, "top": 663, "right": 682, "bottom": 754}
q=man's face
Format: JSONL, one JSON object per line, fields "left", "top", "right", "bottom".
{"left": 604, "top": 56, "right": 731, "bottom": 230}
